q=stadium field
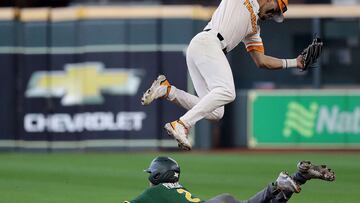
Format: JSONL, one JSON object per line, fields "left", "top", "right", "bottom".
{"left": 0, "top": 151, "right": 359, "bottom": 203}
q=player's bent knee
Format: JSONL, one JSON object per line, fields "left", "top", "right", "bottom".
{"left": 212, "top": 86, "right": 236, "bottom": 103}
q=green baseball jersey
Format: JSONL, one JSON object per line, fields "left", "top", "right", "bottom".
{"left": 124, "top": 183, "right": 204, "bottom": 203}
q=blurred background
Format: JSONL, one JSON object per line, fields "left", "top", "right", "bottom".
{"left": 0, "top": 0, "right": 359, "bottom": 151}
{"left": 0, "top": 0, "right": 359, "bottom": 202}
{"left": 2, "top": 0, "right": 360, "bottom": 7}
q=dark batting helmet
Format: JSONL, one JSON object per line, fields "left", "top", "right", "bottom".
{"left": 145, "top": 156, "right": 180, "bottom": 185}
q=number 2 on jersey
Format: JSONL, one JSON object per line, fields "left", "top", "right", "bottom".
{"left": 177, "top": 189, "right": 201, "bottom": 202}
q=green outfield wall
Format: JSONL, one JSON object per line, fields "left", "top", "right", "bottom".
{"left": 247, "top": 90, "right": 360, "bottom": 148}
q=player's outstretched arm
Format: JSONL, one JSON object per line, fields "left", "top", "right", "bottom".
{"left": 249, "top": 50, "right": 304, "bottom": 70}
{"left": 249, "top": 36, "right": 323, "bottom": 71}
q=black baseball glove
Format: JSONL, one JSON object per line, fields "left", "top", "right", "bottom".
{"left": 301, "top": 37, "right": 323, "bottom": 70}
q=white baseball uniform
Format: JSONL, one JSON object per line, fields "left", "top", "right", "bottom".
{"left": 168, "top": 0, "right": 265, "bottom": 127}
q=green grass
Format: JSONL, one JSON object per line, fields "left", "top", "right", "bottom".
{"left": 0, "top": 152, "right": 359, "bottom": 203}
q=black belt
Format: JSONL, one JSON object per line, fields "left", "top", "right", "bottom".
{"left": 204, "top": 29, "right": 227, "bottom": 54}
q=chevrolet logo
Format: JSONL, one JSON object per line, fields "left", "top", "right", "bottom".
{"left": 26, "top": 62, "right": 142, "bottom": 106}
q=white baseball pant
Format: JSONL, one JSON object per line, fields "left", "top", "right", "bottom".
{"left": 168, "top": 30, "right": 236, "bottom": 127}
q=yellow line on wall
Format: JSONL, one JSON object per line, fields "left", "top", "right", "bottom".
{"left": 51, "top": 5, "right": 214, "bottom": 21}
{"left": 12, "top": 5, "right": 213, "bottom": 22}
{"left": 0, "top": 8, "right": 17, "bottom": 20}
{"left": 1, "top": 4, "right": 360, "bottom": 22}
{"left": 20, "top": 8, "right": 50, "bottom": 21}
{"left": 286, "top": 4, "right": 360, "bottom": 18}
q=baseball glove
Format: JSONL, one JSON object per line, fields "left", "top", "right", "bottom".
{"left": 301, "top": 37, "right": 323, "bottom": 70}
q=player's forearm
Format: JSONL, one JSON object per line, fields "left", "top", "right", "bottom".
{"left": 249, "top": 51, "right": 283, "bottom": 70}
{"left": 256, "top": 55, "right": 284, "bottom": 70}
{"left": 250, "top": 51, "right": 303, "bottom": 70}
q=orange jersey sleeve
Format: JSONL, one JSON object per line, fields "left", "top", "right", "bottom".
{"left": 243, "top": 28, "right": 265, "bottom": 53}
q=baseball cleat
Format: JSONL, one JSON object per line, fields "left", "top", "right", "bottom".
{"left": 141, "top": 75, "right": 171, "bottom": 105}
{"left": 164, "top": 120, "right": 191, "bottom": 151}
{"left": 275, "top": 171, "right": 301, "bottom": 194}
{"left": 297, "top": 161, "right": 335, "bottom": 181}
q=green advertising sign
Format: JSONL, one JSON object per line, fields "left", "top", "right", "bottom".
{"left": 248, "top": 90, "right": 360, "bottom": 147}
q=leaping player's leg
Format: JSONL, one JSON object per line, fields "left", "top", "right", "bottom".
{"left": 170, "top": 87, "right": 225, "bottom": 121}
{"left": 179, "top": 37, "right": 235, "bottom": 128}
{"left": 141, "top": 37, "right": 224, "bottom": 120}
{"left": 141, "top": 75, "right": 171, "bottom": 106}
{"left": 164, "top": 33, "right": 235, "bottom": 150}
{"left": 141, "top": 72, "right": 223, "bottom": 151}
{"left": 172, "top": 50, "right": 225, "bottom": 121}
{"left": 141, "top": 74, "right": 224, "bottom": 121}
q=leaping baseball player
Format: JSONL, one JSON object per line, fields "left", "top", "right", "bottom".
{"left": 141, "top": 0, "right": 322, "bottom": 150}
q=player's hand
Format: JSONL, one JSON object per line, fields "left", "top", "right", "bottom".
{"left": 300, "top": 37, "right": 323, "bottom": 71}
{"left": 296, "top": 55, "right": 305, "bottom": 70}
